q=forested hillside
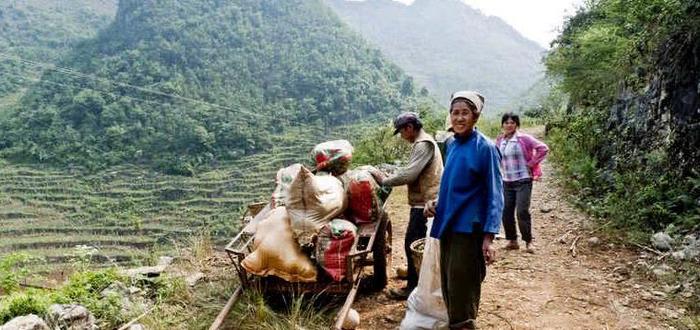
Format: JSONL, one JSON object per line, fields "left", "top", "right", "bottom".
{"left": 326, "top": 0, "right": 545, "bottom": 111}
{"left": 0, "top": 0, "right": 443, "bottom": 278}
{"left": 0, "top": 0, "right": 116, "bottom": 112}
{"left": 544, "top": 0, "right": 699, "bottom": 233}
{"left": 0, "top": 0, "right": 431, "bottom": 172}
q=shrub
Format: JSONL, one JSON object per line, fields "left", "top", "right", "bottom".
{"left": 0, "top": 291, "right": 52, "bottom": 323}
{"left": 545, "top": 118, "right": 700, "bottom": 236}
{"left": 52, "top": 269, "right": 126, "bottom": 327}
{"left": 0, "top": 253, "right": 42, "bottom": 294}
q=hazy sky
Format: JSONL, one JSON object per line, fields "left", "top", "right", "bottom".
{"left": 392, "top": 0, "right": 585, "bottom": 48}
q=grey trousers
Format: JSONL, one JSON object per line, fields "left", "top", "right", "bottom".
{"left": 503, "top": 178, "right": 533, "bottom": 242}
{"left": 440, "top": 229, "right": 486, "bottom": 329}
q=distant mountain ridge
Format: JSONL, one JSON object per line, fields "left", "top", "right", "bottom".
{"left": 1, "top": 0, "right": 430, "bottom": 172}
{"left": 326, "top": 0, "right": 546, "bottom": 112}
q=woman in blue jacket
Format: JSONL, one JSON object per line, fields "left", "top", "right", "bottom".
{"left": 425, "top": 90, "right": 504, "bottom": 330}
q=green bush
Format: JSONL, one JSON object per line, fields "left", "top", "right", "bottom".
{"left": 543, "top": 0, "right": 700, "bottom": 235}
{"left": 51, "top": 269, "right": 126, "bottom": 327}
{"left": 475, "top": 117, "right": 502, "bottom": 140}
{"left": 546, "top": 126, "right": 602, "bottom": 194}
{"left": 546, "top": 121, "right": 700, "bottom": 236}
{"left": 352, "top": 124, "right": 410, "bottom": 166}
{"left": 59, "top": 269, "right": 122, "bottom": 300}
{"left": 0, "top": 291, "right": 52, "bottom": 323}
{"left": 0, "top": 253, "right": 42, "bottom": 294}
{"left": 352, "top": 101, "right": 443, "bottom": 166}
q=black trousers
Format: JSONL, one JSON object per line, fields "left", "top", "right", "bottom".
{"left": 440, "top": 229, "right": 486, "bottom": 329}
{"left": 503, "top": 178, "right": 533, "bottom": 243}
{"left": 404, "top": 207, "right": 427, "bottom": 289}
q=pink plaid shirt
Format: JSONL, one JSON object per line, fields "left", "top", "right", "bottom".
{"left": 496, "top": 131, "right": 549, "bottom": 181}
{"left": 498, "top": 135, "right": 531, "bottom": 182}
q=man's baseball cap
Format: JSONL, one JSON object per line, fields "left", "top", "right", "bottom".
{"left": 393, "top": 112, "right": 422, "bottom": 135}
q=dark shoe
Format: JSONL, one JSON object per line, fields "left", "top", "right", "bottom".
{"left": 387, "top": 287, "right": 412, "bottom": 300}
{"left": 504, "top": 240, "right": 519, "bottom": 250}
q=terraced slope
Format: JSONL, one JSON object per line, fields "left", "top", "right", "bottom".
{"left": 0, "top": 123, "right": 372, "bottom": 273}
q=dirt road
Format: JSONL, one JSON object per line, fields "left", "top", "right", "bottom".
{"left": 353, "top": 129, "right": 679, "bottom": 329}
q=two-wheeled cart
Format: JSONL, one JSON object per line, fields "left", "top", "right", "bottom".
{"left": 210, "top": 201, "right": 392, "bottom": 330}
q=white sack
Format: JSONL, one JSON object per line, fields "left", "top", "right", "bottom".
{"left": 400, "top": 218, "right": 448, "bottom": 330}
{"left": 286, "top": 166, "right": 346, "bottom": 242}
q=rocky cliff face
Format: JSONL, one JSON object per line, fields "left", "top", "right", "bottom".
{"left": 605, "top": 29, "right": 699, "bottom": 177}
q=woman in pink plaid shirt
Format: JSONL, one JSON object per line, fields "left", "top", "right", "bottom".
{"left": 495, "top": 113, "right": 549, "bottom": 253}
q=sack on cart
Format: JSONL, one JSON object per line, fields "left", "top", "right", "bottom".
{"left": 345, "top": 166, "right": 385, "bottom": 224}
{"left": 241, "top": 207, "right": 317, "bottom": 282}
{"left": 271, "top": 163, "right": 303, "bottom": 208}
{"left": 286, "top": 166, "right": 346, "bottom": 245}
{"left": 315, "top": 219, "right": 358, "bottom": 282}
{"left": 312, "top": 140, "right": 353, "bottom": 175}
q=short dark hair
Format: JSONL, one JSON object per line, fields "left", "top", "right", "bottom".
{"left": 501, "top": 112, "right": 520, "bottom": 127}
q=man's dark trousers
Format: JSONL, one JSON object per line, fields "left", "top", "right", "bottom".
{"left": 405, "top": 207, "right": 428, "bottom": 289}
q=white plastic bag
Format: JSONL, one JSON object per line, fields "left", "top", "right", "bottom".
{"left": 400, "top": 218, "right": 448, "bottom": 330}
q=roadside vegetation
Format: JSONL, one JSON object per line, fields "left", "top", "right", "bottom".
{"left": 0, "top": 229, "right": 336, "bottom": 329}
{"left": 543, "top": 0, "right": 699, "bottom": 237}
{"left": 541, "top": 0, "right": 699, "bottom": 323}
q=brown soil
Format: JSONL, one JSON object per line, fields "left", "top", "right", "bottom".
{"left": 352, "top": 127, "right": 679, "bottom": 330}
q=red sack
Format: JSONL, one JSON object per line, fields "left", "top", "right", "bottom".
{"left": 346, "top": 168, "right": 382, "bottom": 224}
{"left": 316, "top": 219, "right": 357, "bottom": 282}
{"left": 312, "top": 140, "right": 353, "bottom": 175}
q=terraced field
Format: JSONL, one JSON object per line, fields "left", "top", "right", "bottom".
{"left": 0, "top": 125, "right": 372, "bottom": 274}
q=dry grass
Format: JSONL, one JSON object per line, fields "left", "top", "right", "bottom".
{"left": 137, "top": 230, "right": 334, "bottom": 330}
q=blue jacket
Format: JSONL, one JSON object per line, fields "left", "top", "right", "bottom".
{"left": 430, "top": 129, "right": 504, "bottom": 238}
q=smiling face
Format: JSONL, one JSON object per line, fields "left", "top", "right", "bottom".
{"left": 450, "top": 100, "right": 478, "bottom": 136}
{"left": 502, "top": 118, "right": 518, "bottom": 136}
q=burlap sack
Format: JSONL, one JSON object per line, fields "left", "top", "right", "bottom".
{"left": 271, "top": 163, "right": 303, "bottom": 208}
{"left": 286, "top": 166, "right": 346, "bottom": 243}
{"left": 241, "top": 207, "right": 317, "bottom": 282}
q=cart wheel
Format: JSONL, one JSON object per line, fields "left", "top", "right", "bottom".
{"left": 370, "top": 212, "right": 392, "bottom": 291}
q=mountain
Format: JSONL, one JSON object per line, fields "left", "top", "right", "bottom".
{"left": 0, "top": 0, "right": 429, "bottom": 172}
{"left": 326, "top": 0, "right": 546, "bottom": 112}
{"left": 0, "top": 0, "right": 117, "bottom": 112}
